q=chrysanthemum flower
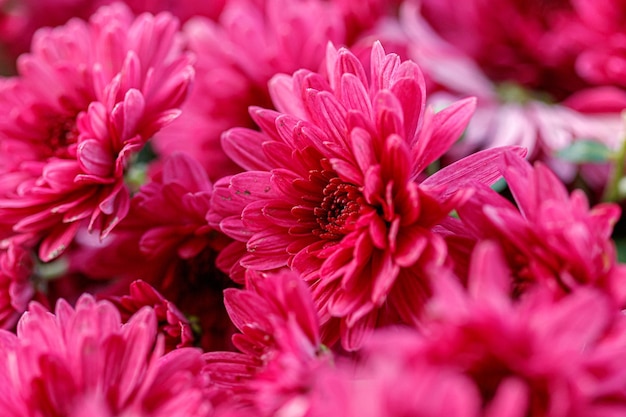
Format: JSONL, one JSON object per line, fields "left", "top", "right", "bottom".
{"left": 397, "top": 0, "right": 626, "bottom": 173}
{"left": 203, "top": 270, "right": 331, "bottom": 416}
{"left": 210, "top": 41, "right": 524, "bottom": 349}
{"left": 0, "top": 294, "right": 210, "bottom": 417}
{"left": 0, "top": 0, "right": 103, "bottom": 60}
{"left": 0, "top": 241, "right": 36, "bottom": 329}
{"left": 324, "top": 242, "right": 626, "bottom": 416}
{"left": 0, "top": 0, "right": 225, "bottom": 60}
{"left": 408, "top": 241, "right": 626, "bottom": 416}
{"left": 109, "top": 279, "right": 195, "bottom": 352}
{"left": 345, "top": 335, "right": 482, "bottom": 417}
{"left": 153, "top": 0, "right": 346, "bottom": 181}
{"left": 66, "top": 152, "right": 235, "bottom": 350}
{"left": 454, "top": 152, "right": 626, "bottom": 304}
{"left": 0, "top": 3, "right": 194, "bottom": 262}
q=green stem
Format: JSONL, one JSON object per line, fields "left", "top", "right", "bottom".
{"left": 603, "top": 134, "right": 626, "bottom": 202}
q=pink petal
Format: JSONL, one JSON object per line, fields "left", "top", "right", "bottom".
{"left": 422, "top": 146, "right": 527, "bottom": 196}
{"left": 370, "top": 41, "right": 401, "bottom": 93}
{"left": 467, "top": 241, "right": 513, "bottom": 312}
{"left": 381, "top": 133, "right": 411, "bottom": 184}
{"left": 334, "top": 47, "right": 369, "bottom": 91}
{"left": 373, "top": 90, "right": 404, "bottom": 140}
{"left": 77, "top": 139, "right": 114, "bottom": 177}
{"left": 341, "top": 311, "right": 376, "bottom": 351}
{"left": 162, "top": 152, "right": 211, "bottom": 192}
{"left": 339, "top": 73, "right": 372, "bottom": 117}
{"left": 331, "top": 158, "right": 362, "bottom": 185}
{"left": 532, "top": 288, "right": 610, "bottom": 353}
{"left": 268, "top": 73, "right": 305, "bottom": 118}
{"left": 349, "top": 126, "right": 376, "bottom": 175}
{"left": 390, "top": 76, "right": 425, "bottom": 141}
{"left": 305, "top": 90, "right": 348, "bottom": 147}
{"left": 413, "top": 97, "right": 476, "bottom": 174}
{"left": 394, "top": 227, "right": 428, "bottom": 267}
{"left": 38, "top": 221, "right": 82, "bottom": 262}
{"left": 223, "top": 289, "right": 271, "bottom": 334}
{"left": 483, "top": 377, "right": 529, "bottom": 417}
{"left": 371, "top": 251, "right": 400, "bottom": 305}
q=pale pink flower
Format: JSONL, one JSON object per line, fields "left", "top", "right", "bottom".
{"left": 397, "top": 1, "right": 626, "bottom": 174}
{"left": 210, "top": 41, "right": 524, "bottom": 349}
{"left": 203, "top": 270, "right": 331, "bottom": 416}
{"left": 152, "top": 0, "right": 347, "bottom": 180}
{"left": 0, "top": 3, "right": 194, "bottom": 262}
{"left": 0, "top": 294, "right": 211, "bottom": 417}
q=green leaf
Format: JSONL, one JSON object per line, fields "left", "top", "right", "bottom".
{"left": 556, "top": 140, "right": 612, "bottom": 163}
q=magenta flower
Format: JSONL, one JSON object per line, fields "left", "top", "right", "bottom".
{"left": 310, "top": 242, "right": 626, "bottom": 417}
{"left": 0, "top": 241, "right": 36, "bottom": 329}
{"left": 572, "top": 0, "right": 626, "bottom": 88}
{"left": 203, "top": 270, "right": 331, "bottom": 415}
{"left": 66, "top": 152, "right": 235, "bottom": 350}
{"left": 211, "top": 41, "right": 524, "bottom": 349}
{"left": 0, "top": 294, "right": 210, "bottom": 417}
{"left": 0, "top": 3, "right": 194, "bottom": 262}
{"left": 411, "top": 241, "right": 626, "bottom": 417}
{"left": 0, "top": 0, "right": 105, "bottom": 59}
{"left": 347, "top": 332, "right": 482, "bottom": 417}
{"left": 0, "top": 0, "right": 225, "bottom": 60}
{"left": 454, "top": 152, "right": 626, "bottom": 304}
{"left": 109, "top": 279, "right": 195, "bottom": 352}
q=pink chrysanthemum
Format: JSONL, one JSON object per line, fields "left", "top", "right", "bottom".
{"left": 344, "top": 332, "right": 482, "bottom": 417}
{"left": 407, "top": 241, "right": 626, "bottom": 416}
{"left": 153, "top": 0, "right": 347, "bottom": 180}
{"left": 453, "top": 152, "right": 626, "bottom": 304}
{"left": 210, "top": 41, "right": 524, "bottom": 349}
{"left": 0, "top": 0, "right": 225, "bottom": 60}
{"left": 203, "top": 270, "right": 331, "bottom": 415}
{"left": 66, "top": 152, "right": 235, "bottom": 350}
{"left": 304, "top": 242, "right": 626, "bottom": 416}
{"left": 0, "top": 0, "right": 104, "bottom": 60}
{"left": 109, "top": 279, "right": 195, "bottom": 352}
{"left": 0, "top": 294, "right": 210, "bottom": 417}
{"left": 0, "top": 3, "right": 194, "bottom": 262}
{"left": 0, "top": 241, "right": 36, "bottom": 329}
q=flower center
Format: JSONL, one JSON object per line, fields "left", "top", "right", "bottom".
{"left": 313, "top": 177, "right": 363, "bottom": 240}
{"left": 48, "top": 116, "right": 79, "bottom": 157}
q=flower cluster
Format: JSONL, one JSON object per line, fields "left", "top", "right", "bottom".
{"left": 1, "top": 1, "right": 626, "bottom": 416}
{"left": 394, "top": 0, "right": 626, "bottom": 181}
